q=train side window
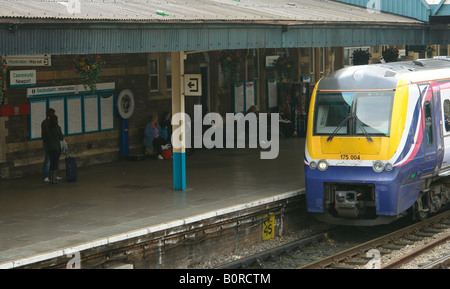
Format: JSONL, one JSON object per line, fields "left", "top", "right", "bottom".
{"left": 424, "top": 101, "right": 433, "bottom": 146}
{"left": 444, "top": 99, "right": 450, "bottom": 132}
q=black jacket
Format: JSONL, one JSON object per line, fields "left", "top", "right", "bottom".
{"left": 42, "top": 124, "right": 63, "bottom": 151}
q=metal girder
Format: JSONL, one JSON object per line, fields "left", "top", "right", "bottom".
{"left": 0, "top": 22, "right": 433, "bottom": 55}
{"left": 432, "top": 0, "right": 447, "bottom": 15}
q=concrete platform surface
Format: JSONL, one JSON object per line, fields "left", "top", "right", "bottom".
{"left": 0, "top": 137, "right": 306, "bottom": 268}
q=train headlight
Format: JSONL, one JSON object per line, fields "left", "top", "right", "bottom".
{"left": 372, "top": 161, "right": 385, "bottom": 173}
{"left": 385, "top": 163, "right": 393, "bottom": 172}
{"left": 309, "top": 161, "right": 317, "bottom": 170}
{"left": 317, "top": 160, "right": 329, "bottom": 172}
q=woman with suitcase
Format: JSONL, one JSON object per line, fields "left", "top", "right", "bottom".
{"left": 42, "top": 114, "right": 63, "bottom": 184}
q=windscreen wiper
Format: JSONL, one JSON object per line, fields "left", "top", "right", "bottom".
{"left": 354, "top": 115, "right": 373, "bottom": 142}
{"left": 327, "top": 113, "right": 373, "bottom": 142}
{"left": 327, "top": 113, "right": 352, "bottom": 142}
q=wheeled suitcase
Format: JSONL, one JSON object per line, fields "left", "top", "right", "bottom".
{"left": 65, "top": 156, "right": 78, "bottom": 181}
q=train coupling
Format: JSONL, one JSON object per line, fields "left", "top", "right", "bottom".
{"left": 334, "top": 190, "right": 360, "bottom": 218}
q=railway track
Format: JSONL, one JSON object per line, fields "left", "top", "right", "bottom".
{"left": 300, "top": 210, "right": 450, "bottom": 269}
{"left": 214, "top": 209, "right": 449, "bottom": 269}
{"left": 380, "top": 233, "right": 450, "bottom": 269}
{"left": 419, "top": 253, "right": 450, "bottom": 269}
{"left": 215, "top": 231, "right": 332, "bottom": 269}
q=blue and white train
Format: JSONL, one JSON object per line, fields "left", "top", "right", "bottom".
{"left": 305, "top": 58, "right": 450, "bottom": 226}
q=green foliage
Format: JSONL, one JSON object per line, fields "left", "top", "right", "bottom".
{"left": 352, "top": 49, "right": 371, "bottom": 65}
{"left": 217, "top": 50, "right": 243, "bottom": 83}
{"left": 73, "top": 55, "right": 105, "bottom": 93}
{"left": 274, "top": 54, "right": 296, "bottom": 83}
{"left": 382, "top": 47, "right": 399, "bottom": 63}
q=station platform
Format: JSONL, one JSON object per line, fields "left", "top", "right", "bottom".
{"left": 0, "top": 137, "right": 306, "bottom": 268}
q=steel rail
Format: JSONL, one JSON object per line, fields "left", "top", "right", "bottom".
{"left": 381, "top": 234, "right": 450, "bottom": 269}
{"left": 419, "top": 253, "right": 450, "bottom": 269}
{"left": 299, "top": 210, "right": 450, "bottom": 269}
{"left": 215, "top": 231, "right": 330, "bottom": 269}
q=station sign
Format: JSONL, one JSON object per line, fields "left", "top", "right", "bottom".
{"left": 265, "top": 55, "right": 280, "bottom": 68}
{"left": 10, "top": 70, "right": 36, "bottom": 87}
{"left": 27, "top": 82, "right": 115, "bottom": 98}
{"left": 3, "top": 55, "right": 52, "bottom": 67}
{"left": 184, "top": 74, "right": 202, "bottom": 96}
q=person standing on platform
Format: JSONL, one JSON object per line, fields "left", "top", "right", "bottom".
{"left": 41, "top": 108, "right": 55, "bottom": 183}
{"left": 42, "top": 114, "right": 63, "bottom": 184}
{"left": 279, "top": 103, "right": 294, "bottom": 138}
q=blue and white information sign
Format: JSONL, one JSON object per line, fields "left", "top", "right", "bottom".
{"left": 28, "top": 82, "right": 115, "bottom": 140}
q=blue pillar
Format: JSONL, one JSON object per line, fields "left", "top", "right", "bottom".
{"left": 120, "top": 118, "right": 129, "bottom": 156}
{"left": 173, "top": 152, "right": 186, "bottom": 191}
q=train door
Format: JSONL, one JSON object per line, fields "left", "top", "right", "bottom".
{"left": 432, "top": 82, "right": 444, "bottom": 174}
{"left": 421, "top": 84, "right": 437, "bottom": 176}
{"left": 439, "top": 83, "right": 450, "bottom": 171}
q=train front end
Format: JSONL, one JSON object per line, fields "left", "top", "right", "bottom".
{"left": 305, "top": 65, "right": 420, "bottom": 226}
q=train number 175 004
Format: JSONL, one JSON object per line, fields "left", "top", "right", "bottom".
{"left": 340, "top": 154, "right": 361, "bottom": 160}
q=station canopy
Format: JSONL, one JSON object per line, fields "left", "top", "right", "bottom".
{"left": 0, "top": 0, "right": 445, "bottom": 55}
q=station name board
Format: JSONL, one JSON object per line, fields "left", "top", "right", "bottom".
{"left": 10, "top": 70, "right": 36, "bottom": 87}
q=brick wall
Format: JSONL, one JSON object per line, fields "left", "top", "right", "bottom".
{"left": 18, "top": 195, "right": 307, "bottom": 269}
{"left": 0, "top": 53, "right": 160, "bottom": 179}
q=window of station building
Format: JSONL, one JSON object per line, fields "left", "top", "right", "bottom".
{"left": 150, "top": 58, "right": 159, "bottom": 92}
{"left": 299, "top": 48, "right": 313, "bottom": 80}
{"left": 254, "top": 49, "right": 259, "bottom": 79}
{"left": 319, "top": 47, "right": 326, "bottom": 78}
{"left": 439, "top": 45, "right": 448, "bottom": 57}
{"left": 166, "top": 57, "right": 172, "bottom": 91}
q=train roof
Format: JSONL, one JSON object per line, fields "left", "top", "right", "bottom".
{"left": 380, "top": 58, "right": 450, "bottom": 74}
{"left": 317, "top": 58, "right": 450, "bottom": 91}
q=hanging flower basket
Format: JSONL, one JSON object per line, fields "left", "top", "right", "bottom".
{"left": 72, "top": 55, "right": 105, "bottom": 93}
{"left": 426, "top": 45, "right": 436, "bottom": 58}
{"left": 217, "top": 50, "right": 243, "bottom": 83}
{"left": 382, "top": 47, "right": 399, "bottom": 63}
{"left": 351, "top": 49, "right": 371, "bottom": 65}
{"left": 274, "top": 54, "right": 296, "bottom": 83}
{"left": 0, "top": 58, "right": 6, "bottom": 104}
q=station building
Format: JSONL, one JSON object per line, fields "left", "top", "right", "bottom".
{"left": 0, "top": 0, "right": 449, "bottom": 181}
{"left": 1, "top": 0, "right": 450, "bottom": 270}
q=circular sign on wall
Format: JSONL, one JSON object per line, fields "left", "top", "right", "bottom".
{"left": 116, "top": 89, "right": 135, "bottom": 119}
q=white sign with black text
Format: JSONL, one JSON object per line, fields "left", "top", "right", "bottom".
{"left": 10, "top": 70, "right": 36, "bottom": 87}
{"left": 3, "top": 55, "right": 52, "bottom": 67}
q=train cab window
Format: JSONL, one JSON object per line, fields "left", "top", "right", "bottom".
{"left": 314, "top": 94, "right": 353, "bottom": 135}
{"left": 443, "top": 99, "right": 450, "bottom": 132}
{"left": 424, "top": 101, "right": 434, "bottom": 146}
{"left": 354, "top": 94, "right": 393, "bottom": 136}
{"left": 314, "top": 91, "right": 394, "bottom": 137}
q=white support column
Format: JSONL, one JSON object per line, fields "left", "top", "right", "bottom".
{"left": 171, "top": 51, "right": 186, "bottom": 191}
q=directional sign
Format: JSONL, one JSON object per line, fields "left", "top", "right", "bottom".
{"left": 3, "top": 55, "right": 52, "bottom": 67}
{"left": 184, "top": 74, "right": 202, "bottom": 96}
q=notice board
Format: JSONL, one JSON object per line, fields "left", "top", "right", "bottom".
{"left": 233, "top": 81, "right": 256, "bottom": 113}
{"left": 27, "top": 83, "right": 115, "bottom": 140}
{"left": 266, "top": 79, "right": 278, "bottom": 110}
{"left": 29, "top": 99, "right": 47, "bottom": 140}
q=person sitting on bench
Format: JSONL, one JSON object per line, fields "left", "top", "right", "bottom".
{"left": 144, "top": 115, "right": 169, "bottom": 159}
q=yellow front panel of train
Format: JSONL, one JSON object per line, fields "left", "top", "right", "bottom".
{"left": 320, "top": 137, "right": 381, "bottom": 155}
{"left": 307, "top": 79, "right": 410, "bottom": 161}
